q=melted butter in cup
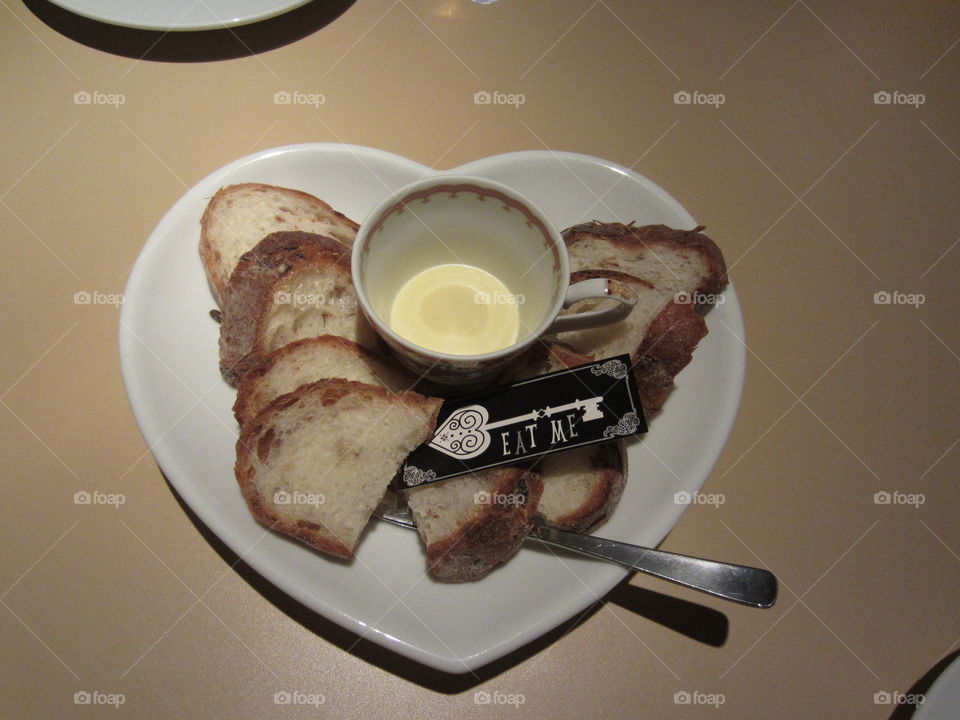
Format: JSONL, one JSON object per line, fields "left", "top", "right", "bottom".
{"left": 389, "top": 264, "right": 520, "bottom": 355}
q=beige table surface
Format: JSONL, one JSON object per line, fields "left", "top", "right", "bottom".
{"left": 2, "top": 1, "right": 959, "bottom": 718}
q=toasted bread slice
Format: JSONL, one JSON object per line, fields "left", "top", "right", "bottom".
{"left": 631, "top": 298, "right": 712, "bottom": 413}
{"left": 235, "top": 379, "right": 441, "bottom": 559}
{"left": 234, "top": 335, "right": 418, "bottom": 427}
{"left": 564, "top": 222, "right": 727, "bottom": 299}
{"left": 504, "top": 340, "right": 628, "bottom": 533}
{"left": 536, "top": 443, "right": 627, "bottom": 532}
{"left": 555, "top": 269, "right": 708, "bottom": 414}
{"left": 405, "top": 342, "right": 564, "bottom": 581}
{"left": 405, "top": 466, "right": 543, "bottom": 582}
{"left": 200, "top": 183, "right": 359, "bottom": 305}
{"left": 555, "top": 270, "right": 668, "bottom": 358}
{"left": 218, "top": 231, "right": 377, "bottom": 387}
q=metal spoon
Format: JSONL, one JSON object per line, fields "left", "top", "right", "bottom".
{"left": 375, "top": 506, "right": 778, "bottom": 609}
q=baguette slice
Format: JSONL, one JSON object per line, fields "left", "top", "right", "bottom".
{"left": 405, "top": 466, "right": 543, "bottom": 582}
{"left": 218, "top": 231, "right": 377, "bottom": 387}
{"left": 564, "top": 222, "right": 727, "bottom": 299}
{"left": 504, "top": 340, "right": 628, "bottom": 532}
{"left": 537, "top": 443, "right": 627, "bottom": 532}
{"left": 200, "top": 183, "right": 359, "bottom": 305}
{"left": 235, "top": 379, "right": 442, "bottom": 559}
{"left": 555, "top": 269, "right": 707, "bottom": 415}
{"left": 234, "top": 335, "right": 418, "bottom": 427}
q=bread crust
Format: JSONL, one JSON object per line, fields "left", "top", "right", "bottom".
{"left": 632, "top": 299, "right": 708, "bottom": 414}
{"left": 502, "top": 340, "right": 627, "bottom": 533}
{"left": 218, "top": 231, "right": 351, "bottom": 387}
{"left": 563, "top": 222, "right": 728, "bottom": 296}
{"left": 561, "top": 268, "right": 709, "bottom": 415}
{"left": 542, "top": 442, "right": 628, "bottom": 533}
{"left": 200, "top": 183, "right": 359, "bottom": 304}
{"left": 423, "top": 466, "right": 544, "bottom": 582}
{"left": 232, "top": 334, "right": 415, "bottom": 426}
{"left": 235, "top": 378, "right": 442, "bottom": 559}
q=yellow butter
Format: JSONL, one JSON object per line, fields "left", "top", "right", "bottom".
{"left": 389, "top": 264, "right": 519, "bottom": 355}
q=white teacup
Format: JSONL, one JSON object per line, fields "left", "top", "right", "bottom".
{"left": 352, "top": 175, "right": 633, "bottom": 384}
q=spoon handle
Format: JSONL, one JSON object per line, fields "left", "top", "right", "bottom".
{"left": 531, "top": 526, "right": 778, "bottom": 608}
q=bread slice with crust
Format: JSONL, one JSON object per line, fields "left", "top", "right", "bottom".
{"left": 560, "top": 223, "right": 726, "bottom": 413}
{"left": 564, "top": 222, "right": 727, "bottom": 300}
{"left": 218, "top": 231, "right": 377, "bottom": 387}
{"left": 200, "top": 183, "right": 359, "bottom": 305}
{"left": 235, "top": 379, "right": 442, "bottom": 559}
{"left": 555, "top": 270, "right": 667, "bottom": 358}
{"left": 504, "top": 340, "right": 628, "bottom": 533}
{"left": 555, "top": 269, "right": 708, "bottom": 415}
{"left": 405, "top": 466, "right": 543, "bottom": 582}
{"left": 537, "top": 443, "right": 627, "bottom": 532}
{"left": 234, "top": 335, "right": 417, "bottom": 427}
{"left": 631, "top": 298, "right": 712, "bottom": 413}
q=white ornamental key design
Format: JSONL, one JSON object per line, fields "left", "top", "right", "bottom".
{"left": 428, "top": 397, "right": 605, "bottom": 460}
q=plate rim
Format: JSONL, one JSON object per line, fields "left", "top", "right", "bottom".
{"left": 45, "top": 0, "right": 315, "bottom": 31}
{"left": 912, "top": 652, "right": 960, "bottom": 720}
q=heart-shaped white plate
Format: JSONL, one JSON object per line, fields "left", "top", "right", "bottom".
{"left": 119, "top": 143, "right": 745, "bottom": 673}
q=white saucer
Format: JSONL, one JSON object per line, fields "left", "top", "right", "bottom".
{"left": 46, "top": 0, "right": 313, "bottom": 31}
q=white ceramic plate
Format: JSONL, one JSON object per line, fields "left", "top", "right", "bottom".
{"left": 913, "top": 653, "right": 960, "bottom": 720}
{"left": 119, "top": 143, "right": 745, "bottom": 673}
{"left": 46, "top": 0, "right": 313, "bottom": 31}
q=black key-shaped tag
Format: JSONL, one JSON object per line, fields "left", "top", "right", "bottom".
{"left": 394, "top": 354, "right": 646, "bottom": 490}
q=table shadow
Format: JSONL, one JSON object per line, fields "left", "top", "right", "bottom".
{"left": 163, "top": 472, "right": 729, "bottom": 692}
{"left": 22, "top": 0, "right": 355, "bottom": 62}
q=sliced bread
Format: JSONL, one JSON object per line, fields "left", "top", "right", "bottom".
{"left": 536, "top": 442, "right": 627, "bottom": 532}
{"left": 564, "top": 222, "right": 727, "bottom": 299}
{"left": 218, "top": 230, "right": 377, "bottom": 387}
{"left": 234, "top": 335, "right": 418, "bottom": 427}
{"left": 504, "top": 340, "right": 629, "bottom": 533}
{"left": 631, "top": 298, "right": 712, "bottom": 413}
{"left": 555, "top": 269, "right": 708, "bottom": 415}
{"left": 235, "top": 378, "right": 442, "bottom": 559}
{"left": 405, "top": 466, "right": 543, "bottom": 582}
{"left": 200, "top": 183, "right": 359, "bottom": 305}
